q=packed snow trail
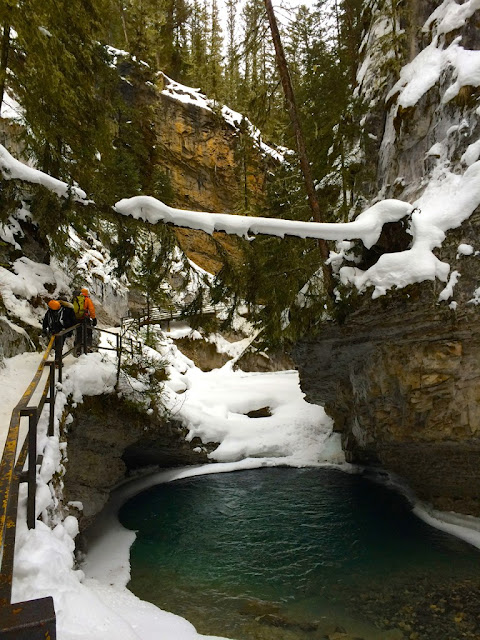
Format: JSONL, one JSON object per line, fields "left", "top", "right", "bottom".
{"left": 0, "top": 352, "right": 47, "bottom": 453}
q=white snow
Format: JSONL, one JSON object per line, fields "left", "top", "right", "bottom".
{"left": 341, "top": 159, "right": 480, "bottom": 297}
{"left": 424, "top": 0, "right": 480, "bottom": 36}
{"left": 115, "top": 195, "right": 413, "bottom": 249}
{"left": 2, "top": 317, "right": 343, "bottom": 640}
{"left": 386, "top": 38, "right": 446, "bottom": 109}
{"left": 0, "top": 144, "right": 87, "bottom": 201}
{"left": 159, "top": 74, "right": 285, "bottom": 163}
{"left": 438, "top": 269, "right": 460, "bottom": 301}
{"left": 0, "top": 352, "right": 45, "bottom": 452}
{"left": 461, "top": 139, "right": 480, "bottom": 166}
{"left": 386, "top": 37, "right": 480, "bottom": 109}
{"left": 0, "top": 91, "right": 23, "bottom": 121}
{"left": 457, "top": 243, "right": 474, "bottom": 256}
{"left": 0, "top": 256, "right": 71, "bottom": 327}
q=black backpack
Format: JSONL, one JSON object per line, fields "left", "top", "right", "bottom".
{"left": 45, "top": 309, "right": 63, "bottom": 334}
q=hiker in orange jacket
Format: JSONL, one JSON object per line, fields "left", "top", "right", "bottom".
{"left": 73, "top": 288, "right": 97, "bottom": 354}
{"left": 81, "top": 288, "right": 97, "bottom": 326}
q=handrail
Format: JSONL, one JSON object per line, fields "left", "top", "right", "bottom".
{"left": 0, "top": 323, "right": 123, "bottom": 638}
{"left": 0, "top": 335, "right": 54, "bottom": 569}
{"left": 123, "top": 302, "right": 224, "bottom": 329}
{"left": 0, "top": 334, "right": 57, "bottom": 637}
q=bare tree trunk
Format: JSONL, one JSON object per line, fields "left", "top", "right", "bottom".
{"left": 0, "top": 22, "right": 11, "bottom": 113}
{"left": 117, "top": 0, "right": 129, "bottom": 48}
{"left": 263, "top": 0, "right": 333, "bottom": 293}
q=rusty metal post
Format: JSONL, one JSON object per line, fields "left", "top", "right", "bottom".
{"left": 26, "top": 410, "right": 37, "bottom": 530}
{"left": 82, "top": 321, "right": 87, "bottom": 354}
{"left": 54, "top": 336, "right": 62, "bottom": 383}
{"left": 48, "top": 363, "right": 55, "bottom": 437}
{"left": 0, "top": 596, "right": 56, "bottom": 639}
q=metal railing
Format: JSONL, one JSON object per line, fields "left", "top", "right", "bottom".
{"left": 123, "top": 302, "right": 223, "bottom": 331}
{"left": 0, "top": 322, "right": 122, "bottom": 639}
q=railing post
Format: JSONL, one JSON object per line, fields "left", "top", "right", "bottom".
{"left": 54, "top": 336, "right": 62, "bottom": 383}
{"left": 0, "top": 597, "right": 57, "bottom": 639}
{"left": 48, "top": 363, "right": 55, "bottom": 437}
{"left": 27, "top": 409, "right": 37, "bottom": 530}
{"left": 82, "top": 321, "right": 87, "bottom": 355}
{"left": 116, "top": 334, "right": 122, "bottom": 386}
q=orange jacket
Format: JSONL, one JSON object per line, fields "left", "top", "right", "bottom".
{"left": 84, "top": 295, "right": 96, "bottom": 319}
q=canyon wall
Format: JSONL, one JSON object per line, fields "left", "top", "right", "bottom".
{"left": 63, "top": 395, "right": 214, "bottom": 530}
{"left": 152, "top": 77, "right": 276, "bottom": 273}
{"left": 294, "top": 0, "right": 480, "bottom": 515}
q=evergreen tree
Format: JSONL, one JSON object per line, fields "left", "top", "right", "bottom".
{"left": 7, "top": 0, "right": 116, "bottom": 189}
{"left": 116, "top": 0, "right": 190, "bottom": 79}
{"left": 186, "top": 0, "right": 209, "bottom": 87}
{"left": 130, "top": 225, "right": 177, "bottom": 340}
{"left": 224, "top": 0, "right": 240, "bottom": 104}
{"left": 236, "top": 0, "right": 283, "bottom": 139}
{"left": 211, "top": 159, "right": 327, "bottom": 347}
{"left": 0, "top": 1, "right": 14, "bottom": 110}
{"left": 206, "top": 0, "right": 224, "bottom": 102}
{"left": 286, "top": 0, "right": 365, "bottom": 220}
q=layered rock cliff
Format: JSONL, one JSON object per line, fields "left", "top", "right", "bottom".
{"left": 153, "top": 75, "right": 279, "bottom": 273}
{"left": 294, "top": 0, "right": 480, "bottom": 515}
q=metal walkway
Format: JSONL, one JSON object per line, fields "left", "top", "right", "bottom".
{"left": 0, "top": 323, "right": 122, "bottom": 639}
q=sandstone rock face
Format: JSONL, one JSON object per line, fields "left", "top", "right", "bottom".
{"left": 63, "top": 395, "right": 213, "bottom": 530}
{"left": 153, "top": 88, "right": 274, "bottom": 272}
{"left": 154, "top": 91, "right": 268, "bottom": 214}
{"left": 294, "top": 257, "right": 480, "bottom": 516}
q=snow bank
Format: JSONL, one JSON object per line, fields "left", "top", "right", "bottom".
{"left": 115, "top": 195, "right": 413, "bottom": 249}
{"left": 0, "top": 144, "right": 87, "bottom": 201}
{"left": 0, "top": 256, "right": 71, "bottom": 327}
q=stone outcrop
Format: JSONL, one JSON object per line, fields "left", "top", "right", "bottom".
{"left": 0, "top": 317, "right": 34, "bottom": 358}
{"left": 293, "top": 2, "right": 480, "bottom": 516}
{"left": 154, "top": 91, "right": 267, "bottom": 214}
{"left": 294, "top": 205, "right": 480, "bottom": 515}
{"left": 63, "top": 395, "right": 216, "bottom": 530}
{"left": 294, "top": 290, "right": 480, "bottom": 515}
{"left": 152, "top": 79, "right": 276, "bottom": 273}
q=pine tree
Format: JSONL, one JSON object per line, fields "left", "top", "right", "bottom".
{"left": 130, "top": 225, "right": 177, "bottom": 339}
{"left": 116, "top": 0, "right": 190, "bottom": 78}
{"left": 186, "top": 0, "right": 209, "bottom": 87}
{"left": 7, "top": 0, "right": 116, "bottom": 188}
{"left": 205, "top": 0, "right": 224, "bottom": 101}
{"left": 224, "top": 0, "right": 240, "bottom": 104}
{"left": 0, "top": 1, "right": 14, "bottom": 111}
{"left": 235, "top": 0, "right": 284, "bottom": 139}
{"left": 286, "top": 0, "right": 365, "bottom": 220}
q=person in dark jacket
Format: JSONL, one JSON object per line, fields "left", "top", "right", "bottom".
{"left": 42, "top": 300, "right": 64, "bottom": 336}
{"left": 43, "top": 299, "right": 77, "bottom": 355}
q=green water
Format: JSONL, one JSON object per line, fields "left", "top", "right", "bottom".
{"left": 119, "top": 468, "right": 480, "bottom": 640}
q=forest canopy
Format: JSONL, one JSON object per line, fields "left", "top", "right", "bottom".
{"left": 0, "top": 0, "right": 370, "bottom": 344}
